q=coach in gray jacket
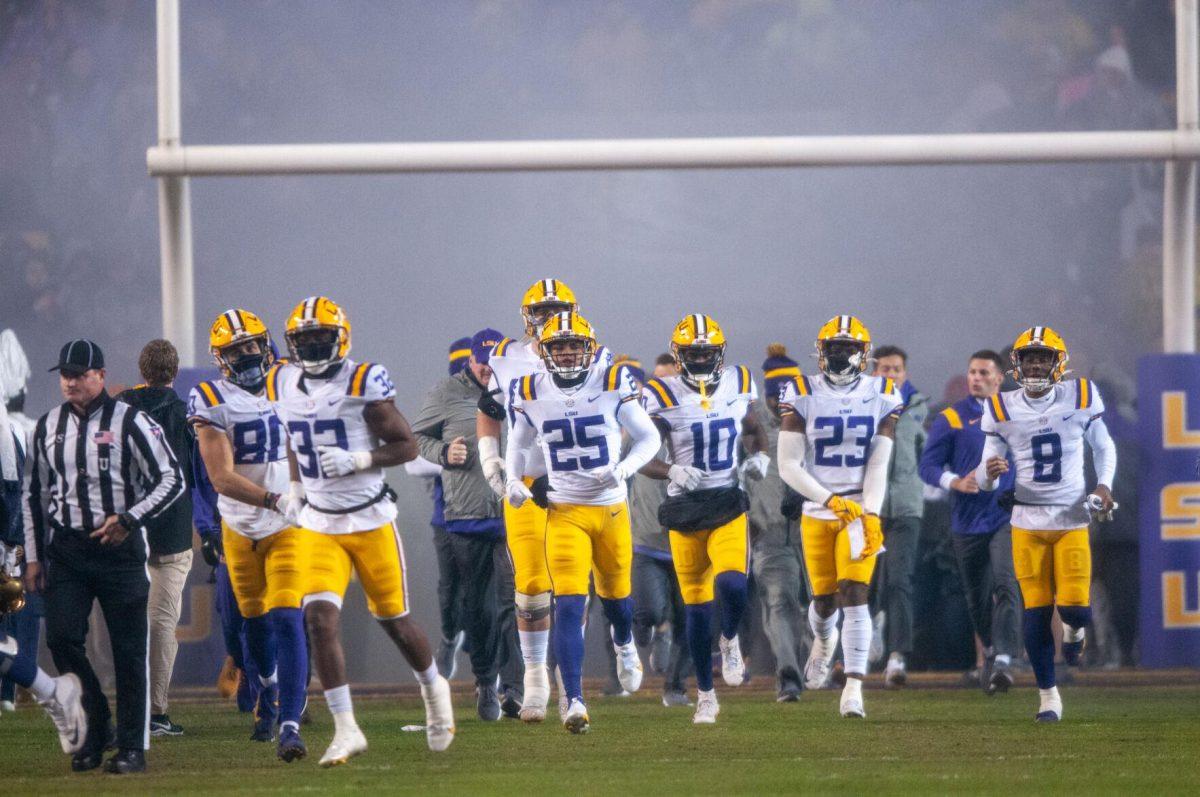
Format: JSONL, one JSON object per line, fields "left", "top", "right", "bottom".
{"left": 412, "top": 328, "right": 521, "bottom": 721}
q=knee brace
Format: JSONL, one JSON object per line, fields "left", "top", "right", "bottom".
{"left": 515, "top": 591, "right": 552, "bottom": 622}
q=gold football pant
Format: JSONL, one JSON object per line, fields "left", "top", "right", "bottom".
{"left": 800, "top": 515, "right": 877, "bottom": 596}
{"left": 221, "top": 523, "right": 310, "bottom": 618}
{"left": 545, "top": 502, "right": 632, "bottom": 599}
{"left": 668, "top": 513, "right": 749, "bottom": 605}
{"left": 1011, "top": 526, "right": 1091, "bottom": 609}
{"left": 504, "top": 479, "right": 552, "bottom": 596}
{"left": 304, "top": 523, "right": 411, "bottom": 619}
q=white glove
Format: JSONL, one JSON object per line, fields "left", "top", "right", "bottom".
{"left": 274, "top": 483, "right": 306, "bottom": 527}
{"left": 594, "top": 462, "right": 633, "bottom": 491}
{"left": 317, "top": 446, "right": 372, "bottom": 477}
{"left": 482, "top": 456, "right": 507, "bottom": 498}
{"left": 505, "top": 478, "right": 533, "bottom": 508}
{"left": 740, "top": 451, "right": 770, "bottom": 481}
{"left": 667, "top": 463, "right": 703, "bottom": 492}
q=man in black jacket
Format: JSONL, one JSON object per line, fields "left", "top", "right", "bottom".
{"left": 117, "top": 340, "right": 194, "bottom": 737}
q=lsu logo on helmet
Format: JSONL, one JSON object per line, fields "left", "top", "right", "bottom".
{"left": 815, "top": 315, "right": 871, "bottom": 386}
{"left": 1010, "top": 326, "right": 1070, "bottom": 391}
{"left": 538, "top": 310, "right": 596, "bottom": 378}
{"left": 521, "top": 278, "right": 577, "bottom": 338}
{"left": 285, "top": 296, "right": 351, "bottom": 375}
{"left": 669, "top": 313, "right": 726, "bottom": 388}
{"left": 209, "top": 308, "right": 276, "bottom": 391}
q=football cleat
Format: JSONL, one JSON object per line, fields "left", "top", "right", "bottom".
{"left": 719, "top": 635, "right": 748, "bottom": 687}
{"left": 500, "top": 688, "right": 523, "bottom": 720}
{"left": 39, "top": 673, "right": 87, "bottom": 754}
{"left": 988, "top": 658, "right": 1014, "bottom": 695}
{"left": 422, "top": 676, "right": 456, "bottom": 753}
{"left": 318, "top": 726, "right": 367, "bottom": 768}
{"left": 693, "top": 690, "right": 719, "bottom": 725}
{"left": 883, "top": 655, "right": 907, "bottom": 689}
{"left": 520, "top": 663, "right": 550, "bottom": 723}
{"left": 662, "top": 690, "right": 692, "bottom": 707}
{"left": 251, "top": 683, "right": 279, "bottom": 742}
{"left": 804, "top": 627, "right": 839, "bottom": 690}
{"left": 840, "top": 680, "right": 866, "bottom": 719}
{"left": 277, "top": 725, "right": 307, "bottom": 763}
{"left": 563, "top": 698, "right": 590, "bottom": 734}
{"left": 614, "top": 640, "right": 644, "bottom": 693}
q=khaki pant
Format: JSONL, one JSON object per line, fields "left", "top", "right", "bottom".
{"left": 148, "top": 550, "right": 192, "bottom": 715}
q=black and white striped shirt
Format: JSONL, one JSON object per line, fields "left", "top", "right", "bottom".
{"left": 23, "top": 391, "right": 184, "bottom": 563}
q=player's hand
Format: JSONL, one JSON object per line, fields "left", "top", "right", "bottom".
{"left": 985, "top": 456, "right": 1009, "bottom": 480}
{"left": 274, "top": 488, "right": 305, "bottom": 527}
{"left": 824, "top": 494, "right": 864, "bottom": 525}
{"left": 505, "top": 478, "right": 533, "bottom": 508}
{"left": 859, "top": 513, "right": 884, "bottom": 559}
{"left": 23, "top": 561, "right": 44, "bottom": 594}
{"left": 1086, "top": 485, "right": 1117, "bottom": 521}
{"left": 443, "top": 436, "right": 470, "bottom": 468}
{"left": 667, "top": 464, "right": 703, "bottom": 492}
{"left": 482, "top": 456, "right": 506, "bottom": 497}
{"left": 595, "top": 463, "right": 632, "bottom": 490}
{"left": 950, "top": 473, "right": 979, "bottom": 494}
{"left": 740, "top": 451, "right": 770, "bottom": 481}
{"left": 91, "top": 515, "right": 130, "bottom": 546}
{"left": 200, "top": 533, "right": 223, "bottom": 568}
{"left": 318, "top": 446, "right": 372, "bottom": 477}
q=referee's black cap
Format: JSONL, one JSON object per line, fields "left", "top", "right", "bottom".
{"left": 50, "top": 339, "right": 105, "bottom": 375}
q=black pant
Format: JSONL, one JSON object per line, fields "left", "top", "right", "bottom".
{"left": 44, "top": 542, "right": 150, "bottom": 752}
{"left": 879, "top": 516, "right": 921, "bottom": 657}
{"left": 950, "top": 526, "right": 1021, "bottom": 658}
{"left": 446, "top": 532, "right": 522, "bottom": 691}
{"left": 431, "top": 525, "right": 462, "bottom": 643}
{"left": 631, "top": 553, "right": 690, "bottom": 692}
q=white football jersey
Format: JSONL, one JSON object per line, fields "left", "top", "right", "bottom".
{"left": 981, "top": 378, "right": 1105, "bottom": 531}
{"left": 268, "top": 358, "right": 398, "bottom": 534}
{"left": 779, "top": 373, "right": 904, "bottom": 520}
{"left": 509, "top": 361, "right": 638, "bottom": 506}
{"left": 187, "top": 378, "right": 289, "bottom": 540}
{"left": 487, "top": 337, "right": 612, "bottom": 479}
{"left": 644, "top": 365, "right": 758, "bottom": 496}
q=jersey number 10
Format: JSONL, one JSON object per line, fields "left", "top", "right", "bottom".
{"left": 689, "top": 418, "right": 738, "bottom": 471}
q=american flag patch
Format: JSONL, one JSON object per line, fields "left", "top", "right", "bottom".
{"left": 93, "top": 431, "right": 115, "bottom": 445}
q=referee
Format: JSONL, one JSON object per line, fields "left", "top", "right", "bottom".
{"left": 22, "top": 340, "right": 184, "bottom": 774}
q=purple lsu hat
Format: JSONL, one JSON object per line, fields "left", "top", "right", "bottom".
{"left": 471, "top": 328, "right": 505, "bottom": 366}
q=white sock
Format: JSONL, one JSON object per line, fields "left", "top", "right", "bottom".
{"left": 995, "top": 654, "right": 1011, "bottom": 666}
{"left": 280, "top": 720, "right": 300, "bottom": 734}
{"left": 259, "top": 669, "right": 279, "bottom": 688}
{"left": 841, "top": 604, "right": 872, "bottom": 677}
{"left": 519, "top": 630, "right": 549, "bottom": 666}
{"left": 888, "top": 651, "right": 905, "bottom": 666}
{"left": 808, "top": 603, "right": 839, "bottom": 640}
{"left": 1039, "top": 686, "right": 1062, "bottom": 714}
{"left": 413, "top": 662, "right": 438, "bottom": 687}
{"left": 1063, "top": 625, "right": 1085, "bottom": 643}
{"left": 30, "top": 670, "right": 56, "bottom": 702}
{"left": 324, "top": 684, "right": 358, "bottom": 732}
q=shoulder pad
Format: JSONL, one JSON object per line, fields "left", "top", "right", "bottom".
{"left": 195, "top": 381, "right": 225, "bottom": 408}
{"left": 643, "top": 377, "right": 679, "bottom": 408}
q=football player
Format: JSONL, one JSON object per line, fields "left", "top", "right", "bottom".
{"left": 188, "top": 310, "right": 309, "bottom": 760}
{"left": 270, "top": 297, "right": 454, "bottom": 764}
{"left": 475, "top": 279, "right": 612, "bottom": 722}
{"left": 641, "top": 315, "right": 768, "bottom": 724}
{"left": 776, "top": 316, "right": 903, "bottom": 719}
{"left": 503, "top": 311, "right": 659, "bottom": 733}
{"left": 975, "top": 327, "right": 1116, "bottom": 722}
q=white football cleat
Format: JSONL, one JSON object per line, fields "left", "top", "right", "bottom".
{"left": 1, "top": 699, "right": 15, "bottom": 713}
{"left": 692, "top": 689, "right": 719, "bottom": 725}
{"left": 804, "top": 627, "right": 839, "bottom": 690}
{"left": 719, "top": 635, "right": 748, "bottom": 687}
{"left": 562, "top": 698, "right": 589, "bottom": 734}
{"left": 519, "top": 662, "right": 550, "bottom": 723}
{"left": 319, "top": 726, "right": 368, "bottom": 767}
{"left": 613, "top": 640, "right": 644, "bottom": 693}
{"left": 39, "top": 673, "right": 86, "bottom": 753}
{"left": 422, "top": 676, "right": 456, "bottom": 752}
{"left": 839, "top": 679, "right": 866, "bottom": 719}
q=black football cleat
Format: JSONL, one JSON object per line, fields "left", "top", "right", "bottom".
{"left": 987, "top": 659, "right": 1014, "bottom": 695}
{"left": 1062, "top": 637, "right": 1085, "bottom": 666}
{"left": 103, "top": 748, "right": 146, "bottom": 774}
{"left": 277, "top": 727, "right": 307, "bottom": 763}
{"left": 1035, "top": 710, "right": 1061, "bottom": 723}
{"left": 71, "top": 747, "right": 104, "bottom": 772}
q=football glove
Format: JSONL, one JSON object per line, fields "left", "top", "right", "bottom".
{"left": 200, "top": 532, "right": 224, "bottom": 568}
{"left": 505, "top": 478, "right": 533, "bottom": 509}
{"left": 274, "top": 483, "right": 305, "bottom": 527}
{"left": 740, "top": 451, "right": 770, "bottom": 481}
{"left": 667, "top": 464, "right": 703, "bottom": 492}
{"left": 529, "top": 475, "right": 551, "bottom": 510}
{"left": 594, "top": 462, "right": 633, "bottom": 491}
{"left": 318, "top": 446, "right": 372, "bottom": 477}
{"left": 859, "top": 513, "right": 884, "bottom": 559}
{"left": 824, "top": 494, "right": 864, "bottom": 525}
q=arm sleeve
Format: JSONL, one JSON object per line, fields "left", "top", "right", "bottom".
{"left": 411, "top": 384, "right": 448, "bottom": 465}
{"left": 503, "top": 409, "right": 536, "bottom": 482}
{"left": 1085, "top": 417, "right": 1117, "bottom": 489}
{"left": 973, "top": 426, "right": 1009, "bottom": 492}
{"left": 861, "top": 435, "right": 894, "bottom": 515}
{"left": 777, "top": 429, "right": 832, "bottom": 505}
{"left": 22, "top": 418, "right": 49, "bottom": 564}
{"left": 125, "top": 411, "right": 185, "bottom": 524}
{"left": 918, "top": 415, "right": 955, "bottom": 489}
{"left": 190, "top": 446, "right": 222, "bottom": 537}
{"left": 616, "top": 399, "right": 662, "bottom": 475}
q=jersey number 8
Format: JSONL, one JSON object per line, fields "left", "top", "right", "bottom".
{"left": 1030, "top": 432, "right": 1062, "bottom": 483}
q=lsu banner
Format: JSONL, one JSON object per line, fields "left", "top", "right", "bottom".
{"left": 1138, "top": 354, "right": 1200, "bottom": 667}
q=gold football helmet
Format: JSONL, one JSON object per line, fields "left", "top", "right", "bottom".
{"left": 0, "top": 569, "right": 24, "bottom": 618}
{"left": 209, "top": 309, "right": 275, "bottom": 390}
{"left": 521, "top": 279, "right": 577, "bottom": 338}
{"left": 670, "top": 314, "right": 726, "bottom": 388}
{"left": 815, "top": 315, "right": 871, "bottom": 386}
{"left": 285, "top": 296, "right": 351, "bottom": 375}
{"left": 1010, "top": 326, "right": 1069, "bottom": 392}
{"left": 538, "top": 310, "right": 596, "bottom": 379}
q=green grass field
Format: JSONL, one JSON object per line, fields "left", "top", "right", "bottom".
{"left": 1, "top": 684, "right": 1198, "bottom": 795}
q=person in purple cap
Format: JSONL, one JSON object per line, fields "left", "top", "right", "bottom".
{"left": 413, "top": 328, "right": 523, "bottom": 721}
